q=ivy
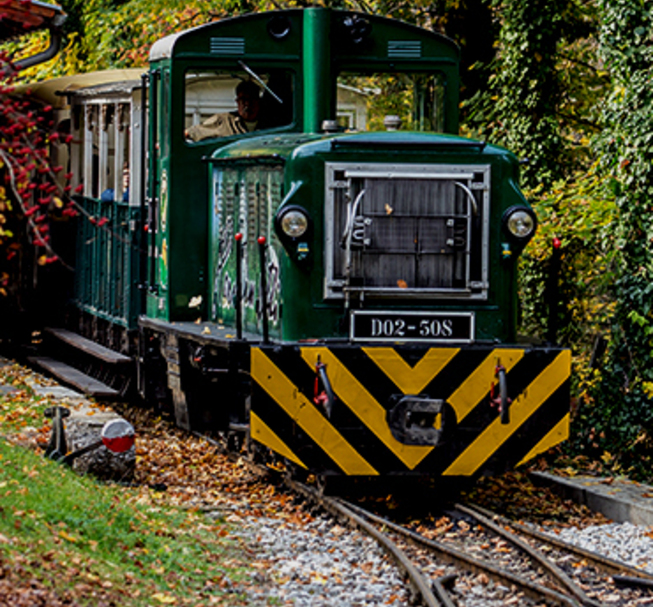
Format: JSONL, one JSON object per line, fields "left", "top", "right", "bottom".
{"left": 573, "top": 0, "right": 653, "bottom": 480}
{"left": 465, "top": 0, "right": 569, "bottom": 190}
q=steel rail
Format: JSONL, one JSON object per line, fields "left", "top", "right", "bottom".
{"left": 432, "top": 575, "right": 457, "bottom": 607}
{"left": 192, "top": 438, "right": 442, "bottom": 607}
{"left": 339, "top": 499, "right": 581, "bottom": 607}
{"left": 464, "top": 502, "right": 653, "bottom": 581}
{"left": 454, "top": 503, "right": 604, "bottom": 607}
{"left": 286, "top": 479, "right": 441, "bottom": 607}
{"left": 612, "top": 575, "right": 653, "bottom": 590}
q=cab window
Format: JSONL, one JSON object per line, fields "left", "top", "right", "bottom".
{"left": 184, "top": 68, "right": 294, "bottom": 143}
{"left": 336, "top": 71, "right": 445, "bottom": 132}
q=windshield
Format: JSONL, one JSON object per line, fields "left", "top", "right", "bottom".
{"left": 184, "top": 68, "right": 294, "bottom": 143}
{"left": 336, "top": 71, "right": 445, "bottom": 132}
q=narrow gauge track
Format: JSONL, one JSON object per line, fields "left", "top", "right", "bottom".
{"left": 197, "top": 431, "right": 653, "bottom": 606}
{"left": 453, "top": 503, "right": 653, "bottom": 605}
{"left": 331, "top": 494, "right": 653, "bottom": 607}
{"left": 330, "top": 496, "right": 582, "bottom": 607}
{"left": 218, "top": 451, "right": 579, "bottom": 605}
{"left": 199, "top": 433, "right": 453, "bottom": 607}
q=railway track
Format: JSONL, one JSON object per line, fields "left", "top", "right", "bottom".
{"left": 314, "top": 493, "right": 653, "bottom": 607}
{"left": 314, "top": 492, "right": 578, "bottom": 607}
{"left": 193, "top": 428, "right": 653, "bottom": 607}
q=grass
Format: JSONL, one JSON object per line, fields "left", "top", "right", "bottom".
{"left": 0, "top": 362, "right": 259, "bottom": 606}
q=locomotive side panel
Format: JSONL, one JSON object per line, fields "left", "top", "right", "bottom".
{"left": 209, "top": 162, "right": 285, "bottom": 338}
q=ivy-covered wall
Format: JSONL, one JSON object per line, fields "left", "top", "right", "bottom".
{"left": 489, "top": 0, "right": 567, "bottom": 190}
{"left": 577, "top": 0, "right": 653, "bottom": 478}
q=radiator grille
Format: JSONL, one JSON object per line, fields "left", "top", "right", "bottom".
{"left": 325, "top": 163, "right": 489, "bottom": 299}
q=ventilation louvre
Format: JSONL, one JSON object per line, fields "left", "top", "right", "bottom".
{"left": 210, "top": 37, "right": 245, "bottom": 55}
{"left": 387, "top": 40, "right": 422, "bottom": 59}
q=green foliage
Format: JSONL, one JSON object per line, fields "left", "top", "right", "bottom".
{"left": 465, "top": 0, "right": 604, "bottom": 190}
{"left": 568, "top": 0, "right": 653, "bottom": 481}
{"left": 465, "top": 0, "right": 568, "bottom": 189}
{"left": 519, "top": 164, "right": 616, "bottom": 350}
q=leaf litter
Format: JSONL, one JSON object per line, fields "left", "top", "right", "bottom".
{"left": 0, "top": 357, "right": 305, "bottom": 606}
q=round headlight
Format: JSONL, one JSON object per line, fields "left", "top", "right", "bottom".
{"left": 280, "top": 209, "right": 309, "bottom": 238}
{"left": 506, "top": 209, "right": 536, "bottom": 239}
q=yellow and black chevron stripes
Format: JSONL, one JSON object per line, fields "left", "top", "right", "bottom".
{"left": 517, "top": 413, "right": 570, "bottom": 468}
{"left": 250, "top": 344, "right": 571, "bottom": 477}
{"left": 361, "top": 347, "right": 459, "bottom": 394}
{"left": 443, "top": 350, "right": 571, "bottom": 476}
{"left": 251, "top": 348, "right": 378, "bottom": 475}
{"left": 447, "top": 349, "right": 525, "bottom": 423}
{"left": 301, "top": 348, "right": 434, "bottom": 469}
{"left": 250, "top": 411, "right": 307, "bottom": 469}
{"left": 363, "top": 346, "right": 526, "bottom": 423}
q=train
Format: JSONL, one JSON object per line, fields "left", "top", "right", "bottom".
{"left": 17, "top": 7, "right": 570, "bottom": 481}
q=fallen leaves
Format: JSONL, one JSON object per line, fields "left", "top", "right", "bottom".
{"left": 464, "top": 471, "right": 609, "bottom": 528}
{"left": 152, "top": 592, "right": 177, "bottom": 604}
{"left": 58, "top": 530, "right": 78, "bottom": 543}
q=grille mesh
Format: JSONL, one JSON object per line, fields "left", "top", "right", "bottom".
{"left": 333, "top": 177, "right": 471, "bottom": 290}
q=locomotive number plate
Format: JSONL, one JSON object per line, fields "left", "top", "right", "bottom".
{"left": 350, "top": 311, "right": 474, "bottom": 343}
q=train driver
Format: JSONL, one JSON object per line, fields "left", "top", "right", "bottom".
{"left": 186, "top": 80, "right": 262, "bottom": 142}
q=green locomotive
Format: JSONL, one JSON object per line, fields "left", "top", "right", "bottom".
{"left": 34, "top": 8, "right": 570, "bottom": 479}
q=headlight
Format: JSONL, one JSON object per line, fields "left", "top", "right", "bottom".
{"left": 279, "top": 208, "right": 309, "bottom": 238}
{"left": 504, "top": 207, "right": 536, "bottom": 240}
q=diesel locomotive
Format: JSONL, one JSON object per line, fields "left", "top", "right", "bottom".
{"left": 26, "top": 8, "right": 570, "bottom": 480}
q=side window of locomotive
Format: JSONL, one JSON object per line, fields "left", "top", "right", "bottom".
{"left": 184, "top": 68, "right": 294, "bottom": 143}
{"left": 336, "top": 72, "right": 445, "bottom": 132}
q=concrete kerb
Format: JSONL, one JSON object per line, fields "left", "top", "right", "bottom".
{"left": 531, "top": 471, "right": 653, "bottom": 526}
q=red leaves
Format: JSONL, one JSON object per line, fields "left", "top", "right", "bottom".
{"left": 88, "top": 216, "right": 109, "bottom": 227}
{"left": 0, "top": 56, "right": 77, "bottom": 278}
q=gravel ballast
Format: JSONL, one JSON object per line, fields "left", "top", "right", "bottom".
{"left": 220, "top": 509, "right": 411, "bottom": 606}
{"left": 550, "top": 521, "right": 653, "bottom": 574}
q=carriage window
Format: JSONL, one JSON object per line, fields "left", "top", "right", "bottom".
{"left": 336, "top": 72, "right": 445, "bottom": 133}
{"left": 78, "top": 101, "right": 132, "bottom": 202}
{"left": 184, "top": 68, "right": 294, "bottom": 143}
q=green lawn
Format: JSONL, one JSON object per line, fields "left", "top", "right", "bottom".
{"left": 0, "top": 363, "right": 257, "bottom": 607}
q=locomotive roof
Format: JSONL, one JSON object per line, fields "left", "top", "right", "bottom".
{"left": 150, "top": 8, "right": 458, "bottom": 62}
{"left": 209, "top": 131, "right": 514, "bottom": 164}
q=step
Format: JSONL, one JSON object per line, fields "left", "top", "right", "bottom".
{"left": 28, "top": 357, "right": 121, "bottom": 400}
{"left": 44, "top": 328, "right": 131, "bottom": 365}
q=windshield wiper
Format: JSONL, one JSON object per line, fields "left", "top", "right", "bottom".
{"left": 239, "top": 61, "right": 283, "bottom": 104}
